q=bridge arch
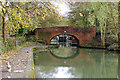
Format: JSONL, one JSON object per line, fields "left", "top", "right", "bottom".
{"left": 48, "top": 33, "right": 80, "bottom": 46}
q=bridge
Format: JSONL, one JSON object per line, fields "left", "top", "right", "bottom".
{"left": 34, "top": 27, "right": 96, "bottom": 46}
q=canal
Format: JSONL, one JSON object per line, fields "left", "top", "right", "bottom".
{"left": 33, "top": 45, "right": 118, "bottom": 78}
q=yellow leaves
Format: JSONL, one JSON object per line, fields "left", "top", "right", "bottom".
{"left": 22, "top": 26, "right": 25, "bottom": 28}
{"left": 2, "top": 0, "right": 5, "bottom": 2}
{"left": 37, "top": 11, "right": 40, "bottom": 15}
{"left": 60, "top": 16, "right": 63, "bottom": 20}
{"left": 72, "top": 0, "right": 75, "bottom": 4}
{"left": 35, "top": 9, "right": 38, "bottom": 12}
{"left": 44, "top": 9, "right": 47, "bottom": 13}
{"left": 2, "top": 8, "right": 6, "bottom": 13}
{"left": 19, "top": 17, "right": 21, "bottom": 21}
{"left": 79, "top": 13, "right": 83, "bottom": 17}
{"left": 48, "top": 3, "right": 50, "bottom": 6}
{"left": 41, "top": 5, "right": 45, "bottom": 8}
{"left": 14, "top": 27, "right": 18, "bottom": 31}
{"left": 20, "top": 8, "right": 23, "bottom": 12}
{"left": 76, "top": 20, "right": 79, "bottom": 22}
{"left": 72, "top": 16, "right": 75, "bottom": 18}
{"left": 16, "top": 5, "right": 20, "bottom": 9}
{"left": 42, "top": 16, "right": 45, "bottom": 20}
{"left": 25, "top": 26, "right": 29, "bottom": 28}
{"left": 4, "top": 2, "right": 60, "bottom": 33}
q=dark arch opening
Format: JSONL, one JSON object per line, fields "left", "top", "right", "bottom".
{"left": 50, "top": 34, "right": 79, "bottom": 47}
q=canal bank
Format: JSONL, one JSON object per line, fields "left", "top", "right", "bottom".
{"left": 1, "top": 45, "right": 54, "bottom": 78}
{"left": 79, "top": 46, "right": 120, "bottom": 53}
{"left": 2, "top": 46, "right": 35, "bottom": 78}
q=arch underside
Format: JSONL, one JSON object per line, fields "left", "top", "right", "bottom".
{"left": 49, "top": 33, "right": 79, "bottom": 46}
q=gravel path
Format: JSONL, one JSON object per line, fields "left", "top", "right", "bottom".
{"left": 1, "top": 46, "right": 48, "bottom": 78}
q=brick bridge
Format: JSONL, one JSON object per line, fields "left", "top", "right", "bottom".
{"left": 34, "top": 27, "right": 96, "bottom": 46}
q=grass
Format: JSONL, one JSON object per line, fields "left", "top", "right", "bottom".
{"left": 0, "top": 41, "right": 42, "bottom": 60}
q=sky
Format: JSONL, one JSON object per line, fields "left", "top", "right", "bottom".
{"left": 51, "top": 1, "right": 71, "bottom": 17}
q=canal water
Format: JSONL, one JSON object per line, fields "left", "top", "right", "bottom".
{"left": 33, "top": 46, "right": 118, "bottom": 78}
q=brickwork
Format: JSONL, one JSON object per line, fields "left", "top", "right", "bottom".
{"left": 35, "top": 27, "right": 96, "bottom": 46}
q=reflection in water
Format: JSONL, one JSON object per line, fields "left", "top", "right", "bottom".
{"left": 53, "top": 67, "right": 75, "bottom": 78}
{"left": 33, "top": 47, "right": 118, "bottom": 78}
{"left": 50, "top": 47, "right": 79, "bottom": 59}
{"left": 36, "top": 67, "right": 75, "bottom": 78}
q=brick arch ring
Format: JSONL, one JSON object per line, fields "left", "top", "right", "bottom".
{"left": 47, "top": 33, "right": 80, "bottom": 45}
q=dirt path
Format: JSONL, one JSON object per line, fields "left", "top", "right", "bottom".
{"left": 1, "top": 46, "right": 48, "bottom": 78}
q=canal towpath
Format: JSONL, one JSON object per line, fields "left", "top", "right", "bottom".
{"left": 1, "top": 45, "right": 50, "bottom": 78}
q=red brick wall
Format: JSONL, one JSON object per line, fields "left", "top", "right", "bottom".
{"left": 35, "top": 27, "right": 96, "bottom": 45}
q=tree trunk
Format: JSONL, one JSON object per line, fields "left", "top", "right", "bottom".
{"left": 102, "top": 35, "right": 105, "bottom": 47}
{"left": 118, "top": 32, "right": 120, "bottom": 48}
{"left": 101, "top": 26, "right": 105, "bottom": 48}
{"left": 2, "top": 16, "right": 5, "bottom": 46}
{"left": 118, "top": 2, "right": 120, "bottom": 49}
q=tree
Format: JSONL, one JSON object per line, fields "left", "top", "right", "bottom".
{"left": 118, "top": 1, "right": 120, "bottom": 48}
{"left": 0, "top": 1, "right": 60, "bottom": 51}
{"left": 0, "top": 1, "right": 9, "bottom": 48}
{"left": 68, "top": 5, "right": 89, "bottom": 27}
{"left": 87, "top": 2, "right": 118, "bottom": 46}
{"left": 6, "top": 2, "right": 60, "bottom": 33}
{"left": 69, "top": 2, "right": 119, "bottom": 47}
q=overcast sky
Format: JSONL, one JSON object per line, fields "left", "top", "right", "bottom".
{"left": 51, "top": 1, "right": 71, "bottom": 17}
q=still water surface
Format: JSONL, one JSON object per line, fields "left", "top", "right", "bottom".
{"left": 33, "top": 46, "right": 118, "bottom": 78}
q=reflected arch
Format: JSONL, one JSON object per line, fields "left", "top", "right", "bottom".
{"left": 49, "top": 47, "right": 80, "bottom": 59}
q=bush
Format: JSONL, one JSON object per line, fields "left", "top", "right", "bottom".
{"left": 17, "top": 36, "right": 26, "bottom": 45}
{"left": 105, "top": 35, "right": 118, "bottom": 45}
{"left": 3, "top": 36, "right": 26, "bottom": 52}
{"left": 27, "top": 35, "right": 38, "bottom": 42}
{"left": 107, "top": 43, "right": 119, "bottom": 51}
{"left": 4, "top": 38, "right": 15, "bottom": 51}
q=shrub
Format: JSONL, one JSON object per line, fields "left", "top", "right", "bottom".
{"left": 105, "top": 35, "right": 118, "bottom": 45}
{"left": 17, "top": 36, "right": 26, "bottom": 45}
{"left": 4, "top": 38, "right": 15, "bottom": 51}
{"left": 107, "top": 43, "right": 118, "bottom": 51}
{"left": 28, "top": 35, "right": 38, "bottom": 42}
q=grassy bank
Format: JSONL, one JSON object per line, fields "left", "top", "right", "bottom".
{"left": 0, "top": 41, "right": 42, "bottom": 60}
